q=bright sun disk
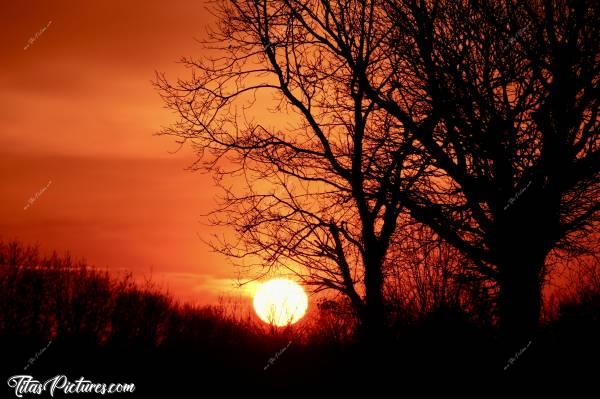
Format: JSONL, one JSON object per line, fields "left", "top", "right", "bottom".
{"left": 253, "top": 278, "right": 308, "bottom": 326}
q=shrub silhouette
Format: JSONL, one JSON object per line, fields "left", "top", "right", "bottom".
{"left": 1, "top": 239, "right": 599, "bottom": 394}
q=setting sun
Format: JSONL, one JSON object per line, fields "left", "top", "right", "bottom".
{"left": 253, "top": 279, "right": 308, "bottom": 326}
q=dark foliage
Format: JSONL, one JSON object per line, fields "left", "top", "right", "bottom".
{"left": 1, "top": 240, "right": 598, "bottom": 395}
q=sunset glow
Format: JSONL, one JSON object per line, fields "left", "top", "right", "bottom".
{"left": 1, "top": 0, "right": 598, "bottom": 393}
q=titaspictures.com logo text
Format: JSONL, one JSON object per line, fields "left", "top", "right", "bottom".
{"left": 7, "top": 375, "right": 135, "bottom": 397}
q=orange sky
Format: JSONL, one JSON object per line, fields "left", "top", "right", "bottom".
{"left": 0, "top": 0, "right": 260, "bottom": 303}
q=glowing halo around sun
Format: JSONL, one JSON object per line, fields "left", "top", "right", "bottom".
{"left": 253, "top": 278, "right": 308, "bottom": 326}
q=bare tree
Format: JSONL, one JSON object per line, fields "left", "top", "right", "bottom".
{"left": 157, "top": 0, "right": 599, "bottom": 347}
{"left": 386, "top": 225, "right": 493, "bottom": 321}
{"left": 361, "top": 0, "right": 599, "bottom": 346}
{"left": 155, "top": 0, "right": 423, "bottom": 338}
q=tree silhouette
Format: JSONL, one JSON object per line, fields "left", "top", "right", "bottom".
{"left": 156, "top": 0, "right": 424, "bottom": 338}
{"left": 364, "top": 0, "right": 599, "bottom": 345}
{"left": 157, "top": 0, "right": 599, "bottom": 345}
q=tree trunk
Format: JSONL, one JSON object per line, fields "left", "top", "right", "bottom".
{"left": 494, "top": 185, "right": 558, "bottom": 351}
{"left": 360, "top": 250, "right": 386, "bottom": 345}
{"left": 497, "top": 261, "right": 543, "bottom": 350}
{"left": 494, "top": 223, "right": 548, "bottom": 355}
